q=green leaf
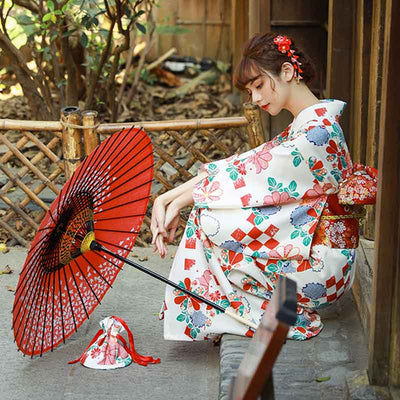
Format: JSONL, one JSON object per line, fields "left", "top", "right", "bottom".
{"left": 254, "top": 215, "right": 264, "bottom": 226}
{"left": 136, "top": 22, "right": 146, "bottom": 34}
{"left": 290, "top": 230, "right": 300, "bottom": 239}
{"left": 55, "top": 10, "right": 63, "bottom": 15}
{"left": 62, "top": 29, "right": 76, "bottom": 38}
{"left": 289, "top": 180, "right": 297, "bottom": 192}
{"left": 43, "top": 13, "right": 52, "bottom": 22}
{"left": 47, "top": 1, "right": 55, "bottom": 12}
{"left": 186, "top": 226, "right": 194, "bottom": 238}
{"left": 293, "top": 156, "right": 302, "bottom": 166}
{"left": 267, "top": 177, "right": 276, "bottom": 187}
{"left": 303, "top": 236, "right": 311, "bottom": 246}
{"left": 190, "top": 328, "right": 197, "bottom": 338}
{"left": 220, "top": 299, "right": 230, "bottom": 309}
{"left": 176, "top": 314, "right": 185, "bottom": 322}
{"left": 50, "top": 14, "right": 57, "bottom": 24}
{"left": 267, "top": 264, "right": 278, "bottom": 272}
{"left": 229, "top": 170, "right": 238, "bottom": 181}
{"left": 16, "top": 14, "right": 33, "bottom": 25}
{"left": 80, "top": 32, "right": 89, "bottom": 47}
{"left": 134, "top": 10, "right": 146, "bottom": 18}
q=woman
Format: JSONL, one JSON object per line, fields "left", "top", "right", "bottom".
{"left": 151, "top": 32, "right": 362, "bottom": 341}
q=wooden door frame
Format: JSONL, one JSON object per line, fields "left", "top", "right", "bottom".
{"left": 368, "top": 0, "right": 400, "bottom": 387}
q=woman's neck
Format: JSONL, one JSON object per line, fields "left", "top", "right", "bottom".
{"left": 285, "top": 82, "right": 320, "bottom": 118}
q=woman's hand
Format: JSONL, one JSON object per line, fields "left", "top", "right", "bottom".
{"left": 150, "top": 171, "right": 207, "bottom": 258}
{"left": 151, "top": 199, "right": 181, "bottom": 258}
{"left": 150, "top": 196, "right": 168, "bottom": 256}
{"left": 164, "top": 201, "right": 181, "bottom": 244}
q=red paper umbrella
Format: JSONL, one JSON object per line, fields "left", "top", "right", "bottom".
{"left": 13, "top": 126, "right": 258, "bottom": 358}
{"left": 12, "top": 127, "right": 154, "bottom": 357}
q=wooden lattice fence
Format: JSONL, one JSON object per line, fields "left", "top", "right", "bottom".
{"left": 0, "top": 103, "right": 264, "bottom": 248}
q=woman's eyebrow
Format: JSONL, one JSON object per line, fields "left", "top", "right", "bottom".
{"left": 248, "top": 74, "right": 262, "bottom": 85}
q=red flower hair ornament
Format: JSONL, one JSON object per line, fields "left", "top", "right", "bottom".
{"left": 273, "top": 35, "right": 303, "bottom": 82}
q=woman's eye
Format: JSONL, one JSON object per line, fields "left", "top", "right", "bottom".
{"left": 256, "top": 83, "right": 263, "bottom": 90}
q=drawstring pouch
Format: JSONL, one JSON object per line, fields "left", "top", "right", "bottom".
{"left": 69, "top": 316, "right": 160, "bottom": 369}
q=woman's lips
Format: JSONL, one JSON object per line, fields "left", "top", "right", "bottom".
{"left": 261, "top": 104, "right": 270, "bottom": 111}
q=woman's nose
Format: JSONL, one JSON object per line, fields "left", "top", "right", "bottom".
{"left": 252, "top": 91, "right": 261, "bottom": 104}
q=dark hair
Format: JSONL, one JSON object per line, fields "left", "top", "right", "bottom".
{"left": 234, "top": 32, "right": 316, "bottom": 90}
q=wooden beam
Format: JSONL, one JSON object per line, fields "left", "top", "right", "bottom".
{"left": 249, "top": 0, "right": 261, "bottom": 37}
{"left": 326, "top": 0, "right": 353, "bottom": 142}
{"left": 259, "top": 0, "right": 271, "bottom": 33}
{"left": 231, "top": 0, "right": 249, "bottom": 83}
{"left": 363, "top": 0, "right": 385, "bottom": 240}
{"left": 368, "top": 0, "right": 400, "bottom": 387}
{"left": 350, "top": 0, "right": 371, "bottom": 164}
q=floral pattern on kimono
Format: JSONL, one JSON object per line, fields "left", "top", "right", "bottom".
{"left": 162, "top": 99, "right": 358, "bottom": 341}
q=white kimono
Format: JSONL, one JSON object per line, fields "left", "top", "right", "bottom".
{"left": 162, "top": 100, "right": 358, "bottom": 341}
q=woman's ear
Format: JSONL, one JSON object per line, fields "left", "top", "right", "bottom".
{"left": 280, "top": 62, "right": 295, "bottom": 82}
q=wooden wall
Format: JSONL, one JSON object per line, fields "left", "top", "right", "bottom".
{"left": 265, "top": 0, "right": 328, "bottom": 136}
{"left": 153, "top": 0, "right": 232, "bottom": 62}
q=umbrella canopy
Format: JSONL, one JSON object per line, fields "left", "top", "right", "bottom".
{"left": 12, "top": 127, "right": 153, "bottom": 357}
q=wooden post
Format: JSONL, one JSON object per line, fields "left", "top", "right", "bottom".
{"left": 249, "top": 0, "right": 261, "bottom": 37}
{"left": 326, "top": 0, "right": 353, "bottom": 144}
{"left": 82, "top": 110, "right": 100, "bottom": 156}
{"left": 249, "top": 0, "right": 270, "bottom": 36}
{"left": 61, "top": 106, "right": 82, "bottom": 179}
{"left": 231, "top": 0, "right": 249, "bottom": 89}
{"left": 364, "top": 0, "right": 385, "bottom": 240}
{"left": 243, "top": 102, "right": 265, "bottom": 148}
{"left": 368, "top": 0, "right": 400, "bottom": 387}
{"left": 350, "top": 0, "right": 371, "bottom": 165}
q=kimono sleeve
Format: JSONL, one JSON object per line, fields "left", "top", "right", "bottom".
{"left": 294, "top": 119, "right": 353, "bottom": 194}
{"left": 192, "top": 134, "right": 320, "bottom": 209}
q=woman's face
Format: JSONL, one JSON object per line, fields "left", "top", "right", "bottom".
{"left": 245, "top": 70, "right": 290, "bottom": 116}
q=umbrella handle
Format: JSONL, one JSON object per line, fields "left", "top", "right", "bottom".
{"left": 224, "top": 309, "right": 258, "bottom": 330}
{"left": 91, "top": 241, "right": 259, "bottom": 331}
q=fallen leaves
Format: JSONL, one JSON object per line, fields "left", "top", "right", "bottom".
{"left": 316, "top": 376, "right": 331, "bottom": 382}
{"left": 0, "top": 265, "right": 13, "bottom": 275}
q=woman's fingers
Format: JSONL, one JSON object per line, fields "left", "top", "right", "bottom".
{"left": 168, "top": 226, "right": 177, "bottom": 243}
{"left": 151, "top": 199, "right": 168, "bottom": 239}
{"left": 156, "top": 234, "right": 167, "bottom": 258}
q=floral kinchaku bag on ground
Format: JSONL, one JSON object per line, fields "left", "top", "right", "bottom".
{"left": 69, "top": 316, "right": 160, "bottom": 369}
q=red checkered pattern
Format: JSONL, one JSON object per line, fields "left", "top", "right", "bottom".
{"left": 230, "top": 212, "right": 281, "bottom": 253}
{"left": 324, "top": 263, "right": 351, "bottom": 302}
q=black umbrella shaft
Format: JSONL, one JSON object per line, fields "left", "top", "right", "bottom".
{"left": 94, "top": 242, "right": 225, "bottom": 313}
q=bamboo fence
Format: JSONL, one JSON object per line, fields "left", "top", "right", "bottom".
{"left": 0, "top": 104, "right": 264, "bottom": 248}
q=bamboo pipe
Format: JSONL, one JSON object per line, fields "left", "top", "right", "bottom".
{"left": 82, "top": 110, "right": 100, "bottom": 156}
{"left": 243, "top": 102, "right": 265, "bottom": 148}
{"left": 0, "top": 116, "right": 249, "bottom": 134}
{"left": 61, "top": 106, "right": 82, "bottom": 179}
